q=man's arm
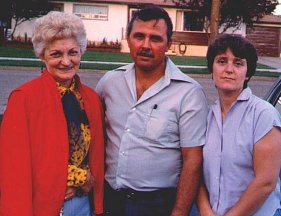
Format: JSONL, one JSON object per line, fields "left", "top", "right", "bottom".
{"left": 171, "top": 146, "right": 203, "bottom": 216}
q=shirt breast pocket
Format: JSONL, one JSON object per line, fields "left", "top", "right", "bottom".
{"left": 142, "top": 110, "right": 178, "bottom": 144}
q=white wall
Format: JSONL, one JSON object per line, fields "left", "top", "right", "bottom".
{"left": 220, "top": 23, "right": 246, "bottom": 36}
{"left": 12, "top": 2, "right": 128, "bottom": 44}
{"left": 164, "top": 8, "right": 177, "bottom": 31}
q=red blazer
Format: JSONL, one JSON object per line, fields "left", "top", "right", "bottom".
{"left": 0, "top": 70, "right": 104, "bottom": 215}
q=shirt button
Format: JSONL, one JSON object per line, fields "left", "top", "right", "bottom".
{"left": 126, "top": 128, "right": 130, "bottom": 132}
{"left": 132, "top": 107, "right": 136, "bottom": 111}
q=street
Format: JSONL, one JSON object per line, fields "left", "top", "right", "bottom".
{"left": 0, "top": 66, "right": 278, "bottom": 115}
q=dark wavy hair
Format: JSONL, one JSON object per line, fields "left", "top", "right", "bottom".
{"left": 126, "top": 5, "right": 173, "bottom": 42}
{"left": 207, "top": 34, "right": 258, "bottom": 88}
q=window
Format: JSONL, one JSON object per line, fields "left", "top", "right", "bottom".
{"left": 183, "top": 11, "right": 205, "bottom": 31}
{"left": 129, "top": 8, "right": 139, "bottom": 21}
{"left": 73, "top": 4, "right": 108, "bottom": 20}
{"left": 176, "top": 10, "right": 205, "bottom": 32}
{"left": 275, "top": 96, "right": 281, "bottom": 114}
{"left": 52, "top": 3, "right": 64, "bottom": 12}
{"left": 265, "top": 76, "right": 281, "bottom": 114}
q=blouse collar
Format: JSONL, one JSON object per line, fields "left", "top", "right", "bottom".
{"left": 56, "top": 78, "right": 77, "bottom": 97}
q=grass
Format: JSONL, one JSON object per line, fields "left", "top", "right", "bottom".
{"left": 0, "top": 47, "right": 36, "bottom": 58}
{"left": 0, "top": 46, "right": 277, "bottom": 76}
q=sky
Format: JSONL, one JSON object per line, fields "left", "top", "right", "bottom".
{"left": 274, "top": 0, "right": 281, "bottom": 15}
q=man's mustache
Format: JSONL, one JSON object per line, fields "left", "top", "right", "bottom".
{"left": 137, "top": 49, "right": 154, "bottom": 58}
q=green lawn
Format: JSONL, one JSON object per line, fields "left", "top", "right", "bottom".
{"left": 0, "top": 47, "right": 36, "bottom": 58}
{"left": 0, "top": 46, "right": 277, "bottom": 76}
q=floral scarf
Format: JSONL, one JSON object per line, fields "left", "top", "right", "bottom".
{"left": 57, "top": 78, "right": 91, "bottom": 187}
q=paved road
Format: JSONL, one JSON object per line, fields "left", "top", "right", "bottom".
{"left": 0, "top": 66, "right": 278, "bottom": 115}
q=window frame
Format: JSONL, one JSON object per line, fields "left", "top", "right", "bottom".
{"left": 73, "top": 4, "right": 108, "bottom": 21}
{"left": 176, "top": 10, "right": 207, "bottom": 32}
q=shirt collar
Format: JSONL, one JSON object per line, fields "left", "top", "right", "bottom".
{"left": 123, "top": 57, "right": 195, "bottom": 84}
{"left": 164, "top": 57, "right": 195, "bottom": 83}
{"left": 236, "top": 87, "right": 252, "bottom": 101}
{"left": 213, "top": 87, "right": 252, "bottom": 109}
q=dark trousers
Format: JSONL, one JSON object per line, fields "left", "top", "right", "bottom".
{"left": 104, "top": 181, "right": 177, "bottom": 216}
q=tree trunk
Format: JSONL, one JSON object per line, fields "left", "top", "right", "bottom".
{"left": 0, "top": 27, "right": 4, "bottom": 46}
{"left": 209, "top": 0, "right": 221, "bottom": 44}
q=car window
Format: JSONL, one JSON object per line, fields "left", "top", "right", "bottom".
{"left": 264, "top": 76, "right": 281, "bottom": 115}
{"left": 275, "top": 96, "right": 281, "bottom": 114}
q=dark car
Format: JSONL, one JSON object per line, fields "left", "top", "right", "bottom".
{"left": 264, "top": 75, "right": 281, "bottom": 114}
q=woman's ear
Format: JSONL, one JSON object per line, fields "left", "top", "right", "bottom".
{"left": 39, "top": 53, "right": 45, "bottom": 63}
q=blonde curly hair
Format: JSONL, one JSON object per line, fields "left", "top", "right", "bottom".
{"left": 32, "top": 11, "right": 87, "bottom": 58}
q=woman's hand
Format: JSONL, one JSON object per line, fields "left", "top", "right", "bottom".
{"left": 65, "top": 187, "right": 76, "bottom": 200}
{"left": 81, "top": 170, "right": 94, "bottom": 194}
{"left": 65, "top": 170, "right": 94, "bottom": 200}
{"left": 197, "top": 183, "right": 218, "bottom": 216}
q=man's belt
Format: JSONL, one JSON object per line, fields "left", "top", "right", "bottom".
{"left": 118, "top": 187, "right": 177, "bottom": 199}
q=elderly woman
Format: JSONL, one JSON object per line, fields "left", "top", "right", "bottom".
{"left": 0, "top": 11, "right": 104, "bottom": 215}
{"left": 197, "top": 34, "right": 281, "bottom": 216}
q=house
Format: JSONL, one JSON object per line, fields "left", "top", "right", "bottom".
{"left": 11, "top": 0, "right": 280, "bottom": 57}
{"left": 246, "top": 15, "right": 281, "bottom": 57}
{"left": 13, "top": 0, "right": 181, "bottom": 49}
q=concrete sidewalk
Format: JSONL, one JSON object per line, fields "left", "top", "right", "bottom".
{"left": 258, "top": 56, "right": 281, "bottom": 70}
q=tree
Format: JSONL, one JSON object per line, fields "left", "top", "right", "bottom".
{"left": 10, "top": 0, "right": 53, "bottom": 39}
{"left": 0, "top": 0, "right": 12, "bottom": 45}
{"left": 172, "top": 0, "right": 278, "bottom": 41}
{"left": 209, "top": 0, "right": 220, "bottom": 43}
